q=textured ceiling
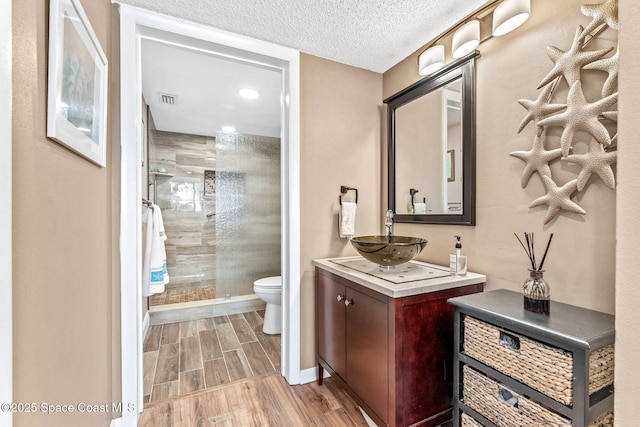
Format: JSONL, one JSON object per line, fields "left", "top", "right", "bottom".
{"left": 118, "top": 0, "right": 487, "bottom": 73}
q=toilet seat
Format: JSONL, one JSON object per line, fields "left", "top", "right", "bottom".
{"left": 254, "top": 276, "right": 281, "bottom": 288}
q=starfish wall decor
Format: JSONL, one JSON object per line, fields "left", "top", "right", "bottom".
{"left": 510, "top": 0, "right": 618, "bottom": 225}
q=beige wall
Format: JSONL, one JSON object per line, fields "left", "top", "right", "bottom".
{"left": 384, "top": 0, "right": 616, "bottom": 314}
{"left": 615, "top": 1, "right": 640, "bottom": 425}
{"left": 299, "top": 53, "right": 382, "bottom": 368}
{"left": 12, "top": 0, "right": 118, "bottom": 425}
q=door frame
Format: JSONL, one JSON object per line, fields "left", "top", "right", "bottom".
{"left": 116, "top": 4, "right": 300, "bottom": 426}
{"left": 0, "top": 0, "right": 12, "bottom": 426}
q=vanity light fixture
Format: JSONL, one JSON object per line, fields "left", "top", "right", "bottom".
{"left": 492, "top": 0, "right": 531, "bottom": 36}
{"left": 452, "top": 20, "right": 480, "bottom": 59}
{"left": 239, "top": 88, "right": 259, "bottom": 99}
{"left": 417, "top": 0, "right": 531, "bottom": 75}
{"left": 418, "top": 45, "right": 445, "bottom": 76}
{"left": 221, "top": 126, "right": 236, "bottom": 133}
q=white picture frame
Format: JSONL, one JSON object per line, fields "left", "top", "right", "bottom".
{"left": 47, "top": 0, "right": 108, "bottom": 167}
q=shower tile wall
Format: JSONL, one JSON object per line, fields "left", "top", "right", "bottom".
{"left": 148, "top": 121, "right": 281, "bottom": 304}
{"left": 149, "top": 126, "right": 217, "bottom": 299}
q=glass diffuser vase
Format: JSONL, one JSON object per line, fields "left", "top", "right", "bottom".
{"left": 522, "top": 269, "right": 550, "bottom": 314}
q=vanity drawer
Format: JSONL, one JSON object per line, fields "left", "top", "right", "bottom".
{"left": 463, "top": 316, "right": 614, "bottom": 405}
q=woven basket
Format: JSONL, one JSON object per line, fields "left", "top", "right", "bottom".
{"left": 461, "top": 412, "right": 483, "bottom": 427}
{"left": 461, "top": 409, "right": 614, "bottom": 427}
{"left": 463, "top": 316, "right": 614, "bottom": 405}
{"left": 592, "top": 411, "right": 615, "bottom": 427}
{"left": 462, "top": 365, "right": 614, "bottom": 426}
{"left": 463, "top": 365, "right": 571, "bottom": 427}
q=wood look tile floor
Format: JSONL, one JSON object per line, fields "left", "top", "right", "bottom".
{"left": 138, "top": 373, "right": 369, "bottom": 427}
{"left": 144, "top": 310, "right": 281, "bottom": 403}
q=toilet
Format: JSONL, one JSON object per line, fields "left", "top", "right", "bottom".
{"left": 253, "top": 276, "right": 282, "bottom": 334}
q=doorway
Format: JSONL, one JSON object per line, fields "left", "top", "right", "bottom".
{"left": 117, "top": 5, "right": 300, "bottom": 426}
{"left": 0, "top": 1, "right": 12, "bottom": 426}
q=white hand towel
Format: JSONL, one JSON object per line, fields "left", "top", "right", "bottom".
{"left": 142, "top": 205, "right": 170, "bottom": 296}
{"left": 339, "top": 202, "right": 357, "bottom": 238}
{"left": 413, "top": 202, "right": 427, "bottom": 214}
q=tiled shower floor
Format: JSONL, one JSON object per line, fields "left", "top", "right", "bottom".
{"left": 149, "top": 286, "right": 216, "bottom": 306}
{"left": 142, "top": 310, "right": 281, "bottom": 403}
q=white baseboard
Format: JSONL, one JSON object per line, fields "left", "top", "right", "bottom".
{"left": 142, "top": 311, "right": 150, "bottom": 341}
{"left": 359, "top": 407, "right": 377, "bottom": 427}
{"left": 299, "top": 366, "right": 330, "bottom": 385}
{"left": 110, "top": 417, "right": 123, "bottom": 427}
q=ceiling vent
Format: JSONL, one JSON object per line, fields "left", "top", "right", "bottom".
{"left": 158, "top": 93, "right": 178, "bottom": 105}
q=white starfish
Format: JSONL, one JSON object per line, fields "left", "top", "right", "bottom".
{"left": 584, "top": 45, "right": 618, "bottom": 97}
{"left": 529, "top": 176, "right": 586, "bottom": 224}
{"left": 517, "top": 84, "right": 566, "bottom": 133}
{"left": 602, "top": 111, "right": 617, "bottom": 122}
{"left": 580, "top": 0, "right": 618, "bottom": 39}
{"left": 510, "top": 130, "right": 564, "bottom": 188}
{"left": 602, "top": 110, "right": 618, "bottom": 146}
{"left": 537, "top": 80, "right": 618, "bottom": 156}
{"left": 565, "top": 138, "right": 617, "bottom": 191}
{"left": 537, "top": 26, "right": 613, "bottom": 89}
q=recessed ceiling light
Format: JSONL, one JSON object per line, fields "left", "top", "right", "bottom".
{"left": 221, "top": 126, "right": 236, "bottom": 133}
{"left": 239, "top": 88, "right": 259, "bottom": 99}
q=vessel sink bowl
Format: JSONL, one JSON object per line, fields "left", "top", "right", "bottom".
{"left": 350, "top": 235, "right": 427, "bottom": 267}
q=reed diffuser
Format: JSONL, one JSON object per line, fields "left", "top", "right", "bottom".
{"left": 514, "top": 232, "right": 554, "bottom": 314}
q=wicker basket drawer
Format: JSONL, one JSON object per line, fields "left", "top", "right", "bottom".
{"left": 462, "top": 366, "right": 614, "bottom": 427}
{"left": 463, "top": 365, "right": 571, "bottom": 427}
{"left": 461, "top": 412, "right": 483, "bottom": 427}
{"left": 463, "top": 316, "right": 614, "bottom": 405}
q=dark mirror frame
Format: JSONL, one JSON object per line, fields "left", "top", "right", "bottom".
{"left": 384, "top": 51, "right": 478, "bottom": 225}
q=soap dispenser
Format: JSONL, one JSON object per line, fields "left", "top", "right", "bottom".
{"left": 449, "top": 235, "right": 467, "bottom": 276}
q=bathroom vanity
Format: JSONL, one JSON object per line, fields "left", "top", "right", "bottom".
{"left": 313, "top": 257, "right": 486, "bottom": 427}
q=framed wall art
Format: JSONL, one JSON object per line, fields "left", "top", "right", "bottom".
{"left": 47, "top": 0, "right": 108, "bottom": 167}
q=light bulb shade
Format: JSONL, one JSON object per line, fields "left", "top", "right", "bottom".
{"left": 452, "top": 20, "right": 480, "bottom": 59}
{"left": 492, "top": 0, "right": 530, "bottom": 36}
{"left": 418, "top": 45, "right": 445, "bottom": 76}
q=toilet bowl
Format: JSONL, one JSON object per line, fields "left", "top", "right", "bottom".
{"left": 253, "top": 276, "right": 282, "bottom": 334}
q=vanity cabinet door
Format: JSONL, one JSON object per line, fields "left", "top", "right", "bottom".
{"left": 316, "top": 271, "right": 347, "bottom": 380}
{"left": 346, "top": 286, "right": 389, "bottom": 423}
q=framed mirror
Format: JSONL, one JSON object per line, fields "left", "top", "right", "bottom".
{"left": 385, "top": 52, "right": 477, "bottom": 225}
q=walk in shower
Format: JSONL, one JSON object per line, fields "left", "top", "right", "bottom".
{"left": 141, "top": 37, "right": 283, "bottom": 317}
{"left": 148, "top": 123, "right": 281, "bottom": 309}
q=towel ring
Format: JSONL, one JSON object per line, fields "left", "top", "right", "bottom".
{"left": 339, "top": 186, "right": 358, "bottom": 205}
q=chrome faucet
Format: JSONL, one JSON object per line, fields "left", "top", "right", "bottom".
{"left": 385, "top": 210, "right": 394, "bottom": 239}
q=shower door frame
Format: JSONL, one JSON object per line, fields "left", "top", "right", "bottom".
{"left": 117, "top": 5, "right": 301, "bottom": 426}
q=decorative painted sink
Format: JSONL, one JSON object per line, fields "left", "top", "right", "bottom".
{"left": 350, "top": 235, "right": 427, "bottom": 268}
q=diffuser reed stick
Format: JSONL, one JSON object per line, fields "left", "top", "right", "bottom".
{"left": 514, "top": 232, "right": 554, "bottom": 271}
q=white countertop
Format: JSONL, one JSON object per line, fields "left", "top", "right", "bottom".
{"left": 313, "top": 256, "right": 486, "bottom": 298}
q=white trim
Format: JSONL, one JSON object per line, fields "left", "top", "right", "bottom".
{"left": 281, "top": 53, "right": 301, "bottom": 384}
{"left": 116, "top": 4, "right": 301, "bottom": 426}
{"left": 117, "top": 7, "right": 143, "bottom": 426}
{"left": 299, "top": 366, "right": 330, "bottom": 385}
{"left": 0, "top": 0, "right": 12, "bottom": 425}
{"left": 110, "top": 417, "right": 123, "bottom": 427}
{"left": 142, "top": 311, "right": 150, "bottom": 342}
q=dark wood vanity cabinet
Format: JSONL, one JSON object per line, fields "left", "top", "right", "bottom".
{"left": 316, "top": 267, "right": 484, "bottom": 427}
